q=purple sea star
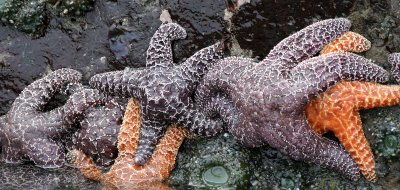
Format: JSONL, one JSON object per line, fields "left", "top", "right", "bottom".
{"left": 70, "top": 93, "right": 128, "bottom": 168}
{"left": 195, "top": 18, "right": 389, "bottom": 180}
{"left": 89, "top": 23, "right": 225, "bottom": 165}
{"left": 0, "top": 69, "right": 108, "bottom": 168}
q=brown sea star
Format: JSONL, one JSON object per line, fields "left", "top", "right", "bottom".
{"left": 70, "top": 98, "right": 187, "bottom": 190}
{"left": 195, "top": 18, "right": 390, "bottom": 180}
{"left": 306, "top": 31, "right": 379, "bottom": 181}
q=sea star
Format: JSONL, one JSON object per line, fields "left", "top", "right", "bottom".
{"left": 320, "top": 31, "right": 372, "bottom": 55}
{"left": 306, "top": 31, "right": 381, "bottom": 181}
{"left": 89, "top": 22, "right": 225, "bottom": 165}
{"left": 195, "top": 18, "right": 389, "bottom": 180}
{"left": 70, "top": 94, "right": 128, "bottom": 168}
{"left": 0, "top": 68, "right": 108, "bottom": 168}
{"left": 70, "top": 98, "right": 187, "bottom": 190}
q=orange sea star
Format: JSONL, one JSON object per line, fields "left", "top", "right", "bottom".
{"left": 70, "top": 98, "right": 188, "bottom": 190}
{"left": 320, "top": 31, "right": 371, "bottom": 54}
{"left": 306, "top": 31, "right": 392, "bottom": 182}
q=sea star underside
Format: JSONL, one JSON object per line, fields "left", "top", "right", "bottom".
{"left": 71, "top": 98, "right": 187, "bottom": 190}
{"left": 89, "top": 22, "right": 224, "bottom": 165}
{"left": 195, "top": 18, "right": 390, "bottom": 180}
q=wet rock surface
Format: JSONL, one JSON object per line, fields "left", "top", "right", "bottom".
{"left": 0, "top": 0, "right": 399, "bottom": 189}
{"left": 0, "top": 163, "right": 101, "bottom": 190}
{"left": 160, "top": 0, "right": 226, "bottom": 61}
{"left": 231, "top": 0, "right": 355, "bottom": 59}
{"left": 168, "top": 133, "right": 251, "bottom": 189}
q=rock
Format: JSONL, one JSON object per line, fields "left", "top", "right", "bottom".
{"left": 168, "top": 133, "right": 251, "bottom": 189}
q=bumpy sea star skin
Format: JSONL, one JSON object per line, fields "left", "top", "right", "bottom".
{"left": 306, "top": 32, "right": 380, "bottom": 181}
{"left": 261, "top": 18, "right": 351, "bottom": 78}
{"left": 320, "top": 31, "right": 371, "bottom": 54}
{"left": 89, "top": 23, "right": 224, "bottom": 165}
{"left": 71, "top": 97, "right": 128, "bottom": 167}
{"left": 71, "top": 99, "right": 187, "bottom": 190}
{"left": 388, "top": 53, "right": 400, "bottom": 83}
{"left": 0, "top": 69, "right": 108, "bottom": 168}
{"left": 196, "top": 18, "right": 390, "bottom": 180}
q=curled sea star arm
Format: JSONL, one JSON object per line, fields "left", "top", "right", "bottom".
{"left": 290, "top": 52, "right": 389, "bottom": 106}
{"left": 8, "top": 68, "right": 82, "bottom": 115}
{"left": 89, "top": 68, "right": 144, "bottom": 98}
{"left": 202, "top": 95, "right": 238, "bottom": 127}
{"left": 146, "top": 23, "right": 187, "bottom": 68}
{"left": 177, "top": 105, "right": 224, "bottom": 137}
{"left": 179, "top": 42, "right": 224, "bottom": 83}
{"left": 0, "top": 69, "right": 86, "bottom": 167}
{"left": 62, "top": 88, "right": 109, "bottom": 125}
{"left": 195, "top": 57, "right": 254, "bottom": 109}
{"left": 263, "top": 18, "right": 351, "bottom": 72}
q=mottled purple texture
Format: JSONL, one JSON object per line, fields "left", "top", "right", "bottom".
{"left": 89, "top": 23, "right": 225, "bottom": 165}
{"left": 71, "top": 96, "right": 127, "bottom": 167}
{"left": 0, "top": 69, "right": 108, "bottom": 168}
{"left": 196, "top": 18, "right": 390, "bottom": 180}
{"left": 388, "top": 53, "right": 400, "bottom": 83}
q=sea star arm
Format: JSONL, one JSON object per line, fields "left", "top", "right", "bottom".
{"left": 195, "top": 57, "right": 254, "bottom": 110}
{"left": 134, "top": 115, "right": 167, "bottom": 165}
{"left": 305, "top": 31, "right": 380, "bottom": 181}
{"left": 25, "top": 88, "right": 109, "bottom": 139}
{"left": 179, "top": 42, "right": 224, "bottom": 83}
{"left": 27, "top": 138, "right": 66, "bottom": 168}
{"left": 69, "top": 149, "right": 104, "bottom": 182}
{"left": 264, "top": 118, "right": 361, "bottom": 180}
{"left": 62, "top": 88, "right": 109, "bottom": 125}
{"left": 262, "top": 18, "right": 351, "bottom": 72}
{"left": 146, "top": 23, "right": 187, "bottom": 68}
{"left": 89, "top": 68, "right": 144, "bottom": 98}
{"left": 306, "top": 81, "right": 400, "bottom": 181}
{"left": 72, "top": 97, "right": 126, "bottom": 167}
{"left": 320, "top": 31, "right": 371, "bottom": 54}
{"left": 202, "top": 95, "right": 238, "bottom": 127}
{"left": 0, "top": 69, "right": 84, "bottom": 167}
{"left": 8, "top": 68, "right": 82, "bottom": 115}
{"left": 290, "top": 52, "right": 389, "bottom": 107}
{"left": 388, "top": 53, "right": 400, "bottom": 83}
{"left": 178, "top": 105, "right": 224, "bottom": 137}
{"left": 70, "top": 99, "right": 186, "bottom": 190}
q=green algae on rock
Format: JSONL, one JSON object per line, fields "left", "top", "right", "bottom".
{"left": 0, "top": 0, "right": 47, "bottom": 37}
{"left": 0, "top": 0, "right": 95, "bottom": 37}
{"left": 50, "top": 0, "right": 95, "bottom": 16}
